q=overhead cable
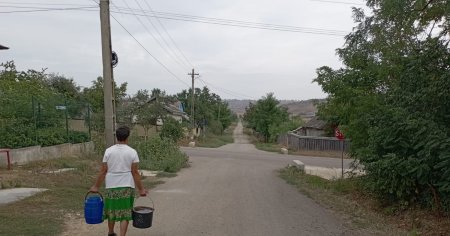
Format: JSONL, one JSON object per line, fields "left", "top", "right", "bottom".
{"left": 110, "top": 14, "right": 190, "bottom": 87}
{"left": 141, "top": 0, "right": 194, "bottom": 68}
{"left": 0, "top": 6, "right": 97, "bottom": 13}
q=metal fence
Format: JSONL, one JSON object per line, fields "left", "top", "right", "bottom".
{"left": 278, "top": 133, "right": 350, "bottom": 152}
{"left": 0, "top": 95, "right": 92, "bottom": 149}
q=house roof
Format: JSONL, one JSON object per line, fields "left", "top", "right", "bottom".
{"left": 0, "top": 44, "right": 9, "bottom": 50}
{"left": 303, "top": 116, "right": 327, "bottom": 129}
{"left": 164, "top": 103, "right": 184, "bottom": 116}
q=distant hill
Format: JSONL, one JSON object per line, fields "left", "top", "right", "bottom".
{"left": 225, "top": 99, "right": 254, "bottom": 115}
{"left": 281, "top": 99, "right": 326, "bottom": 118}
{"left": 225, "top": 98, "right": 326, "bottom": 117}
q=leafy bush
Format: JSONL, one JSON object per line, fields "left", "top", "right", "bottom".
{"left": 132, "top": 136, "right": 188, "bottom": 173}
{"left": 160, "top": 117, "right": 184, "bottom": 142}
{"left": 69, "top": 131, "right": 90, "bottom": 144}
{"left": 208, "top": 120, "right": 223, "bottom": 135}
{"left": 268, "top": 118, "right": 303, "bottom": 142}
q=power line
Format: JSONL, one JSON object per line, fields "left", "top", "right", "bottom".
{"left": 110, "top": 13, "right": 190, "bottom": 87}
{"left": 134, "top": 0, "right": 191, "bottom": 69}
{"left": 141, "top": 0, "right": 194, "bottom": 68}
{"left": 0, "top": 6, "right": 97, "bottom": 14}
{"left": 0, "top": 2, "right": 95, "bottom": 7}
{"left": 116, "top": 0, "right": 189, "bottom": 72}
{"left": 198, "top": 78, "right": 257, "bottom": 100}
{"left": 0, "top": 2, "right": 348, "bottom": 36}
{"left": 127, "top": 0, "right": 191, "bottom": 70}
{"left": 111, "top": 7, "right": 348, "bottom": 35}
{"left": 109, "top": 8, "right": 348, "bottom": 36}
{"left": 310, "top": 0, "right": 364, "bottom": 6}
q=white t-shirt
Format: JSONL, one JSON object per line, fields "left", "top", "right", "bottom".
{"left": 103, "top": 144, "right": 139, "bottom": 189}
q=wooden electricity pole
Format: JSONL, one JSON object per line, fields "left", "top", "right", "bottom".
{"left": 100, "top": 0, "right": 115, "bottom": 147}
{"left": 188, "top": 68, "right": 199, "bottom": 134}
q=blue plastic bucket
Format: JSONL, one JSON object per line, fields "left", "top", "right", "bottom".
{"left": 84, "top": 192, "right": 104, "bottom": 224}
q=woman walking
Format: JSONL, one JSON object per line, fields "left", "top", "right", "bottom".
{"left": 90, "top": 126, "right": 147, "bottom": 236}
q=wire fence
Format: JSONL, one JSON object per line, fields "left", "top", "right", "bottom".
{"left": 0, "top": 95, "right": 92, "bottom": 149}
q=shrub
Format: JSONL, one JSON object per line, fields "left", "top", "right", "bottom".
{"left": 160, "top": 117, "right": 184, "bottom": 142}
{"left": 208, "top": 120, "right": 223, "bottom": 135}
{"left": 132, "top": 136, "right": 188, "bottom": 173}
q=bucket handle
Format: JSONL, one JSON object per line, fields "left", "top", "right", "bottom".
{"left": 134, "top": 195, "right": 155, "bottom": 210}
{"left": 85, "top": 191, "right": 103, "bottom": 202}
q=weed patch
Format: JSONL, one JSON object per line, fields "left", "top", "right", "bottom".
{"left": 279, "top": 166, "right": 450, "bottom": 235}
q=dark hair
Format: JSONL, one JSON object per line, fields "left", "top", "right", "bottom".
{"left": 116, "top": 126, "right": 130, "bottom": 141}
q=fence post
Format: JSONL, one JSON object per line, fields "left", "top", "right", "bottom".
{"left": 87, "top": 104, "right": 91, "bottom": 141}
{"left": 65, "top": 100, "right": 69, "bottom": 143}
{"left": 32, "top": 96, "right": 37, "bottom": 145}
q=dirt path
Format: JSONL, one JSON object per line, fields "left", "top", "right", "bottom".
{"left": 62, "top": 121, "right": 357, "bottom": 235}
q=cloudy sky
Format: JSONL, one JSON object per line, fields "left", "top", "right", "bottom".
{"left": 1, "top": 0, "right": 366, "bottom": 100}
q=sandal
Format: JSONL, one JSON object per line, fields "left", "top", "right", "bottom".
{"left": 108, "top": 233, "right": 117, "bottom": 236}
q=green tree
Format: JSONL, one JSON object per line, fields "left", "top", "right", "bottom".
{"left": 160, "top": 117, "right": 184, "bottom": 142}
{"left": 314, "top": 0, "right": 449, "bottom": 212}
{"left": 82, "top": 76, "right": 127, "bottom": 132}
{"left": 243, "top": 93, "right": 289, "bottom": 142}
{"left": 0, "top": 61, "right": 89, "bottom": 148}
{"left": 268, "top": 117, "right": 303, "bottom": 142}
{"left": 176, "top": 86, "right": 234, "bottom": 134}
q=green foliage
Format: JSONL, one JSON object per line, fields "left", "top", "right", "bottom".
{"left": 160, "top": 117, "right": 184, "bottom": 142}
{"left": 0, "top": 61, "right": 90, "bottom": 148}
{"left": 314, "top": 0, "right": 450, "bottom": 211}
{"left": 82, "top": 76, "right": 128, "bottom": 132}
{"left": 196, "top": 126, "right": 234, "bottom": 148}
{"left": 132, "top": 136, "right": 188, "bottom": 173}
{"left": 243, "top": 93, "right": 290, "bottom": 142}
{"left": 268, "top": 118, "right": 304, "bottom": 142}
{"left": 208, "top": 120, "right": 223, "bottom": 135}
{"left": 177, "top": 86, "right": 234, "bottom": 134}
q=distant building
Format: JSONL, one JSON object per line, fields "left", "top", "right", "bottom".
{"left": 293, "top": 116, "right": 327, "bottom": 137}
{"left": 0, "top": 44, "right": 9, "bottom": 50}
{"left": 156, "top": 101, "right": 189, "bottom": 125}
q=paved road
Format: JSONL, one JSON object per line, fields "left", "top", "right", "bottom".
{"left": 69, "top": 122, "right": 355, "bottom": 236}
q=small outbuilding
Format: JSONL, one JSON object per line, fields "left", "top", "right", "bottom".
{"left": 293, "top": 116, "right": 327, "bottom": 137}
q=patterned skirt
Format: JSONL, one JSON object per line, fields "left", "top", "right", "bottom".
{"left": 104, "top": 187, "right": 135, "bottom": 221}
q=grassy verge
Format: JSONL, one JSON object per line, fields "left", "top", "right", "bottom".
{"left": 279, "top": 166, "right": 450, "bottom": 235}
{"left": 195, "top": 125, "right": 235, "bottom": 148}
{"left": 0, "top": 156, "right": 168, "bottom": 236}
{"left": 254, "top": 142, "right": 282, "bottom": 153}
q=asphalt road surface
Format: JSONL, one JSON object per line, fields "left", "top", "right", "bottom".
{"left": 72, "top": 122, "right": 355, "bottom": 236}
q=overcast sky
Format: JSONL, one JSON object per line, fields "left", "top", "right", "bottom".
{"left": 1, "top": 0, "right": 366, "bottom": 100}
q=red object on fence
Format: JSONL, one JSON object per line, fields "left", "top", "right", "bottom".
{"left": 334, "top": 128, "right": 345, "bottom": 140}
{"left": 0, "top": 149, "right": 12, "bottom": 170}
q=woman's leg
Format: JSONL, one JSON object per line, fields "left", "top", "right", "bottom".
{"left": 108, "top": 220, "right": 115, "bottom": 234}
{"left": 119, "top": 220, "right": 129, "bottom": 236}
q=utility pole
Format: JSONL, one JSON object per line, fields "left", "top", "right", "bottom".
{"left": 100, "top": 0, "right": 115, "bottom": 148}
{"left": 188, "top": 68, "right": 199, "bottom": 135}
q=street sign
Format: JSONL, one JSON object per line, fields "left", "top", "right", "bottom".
{"left": 335, "top": 128, "right": 344, "bottom": 140}
{"left": 56, "top": 106, "right": 66, "bottom": 110}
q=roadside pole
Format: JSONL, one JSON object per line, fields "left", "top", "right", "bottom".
{"left": 335, "top": 127, "right": 345, "bottom": 179}
{"left": 341, "top": 140, "right": 344, "bottom": 178}
{"left": 100, "top": 0, "right": 115, "bottom": 148}
{"left": 188, "top": 68, "right": 199, "bottom": 137}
